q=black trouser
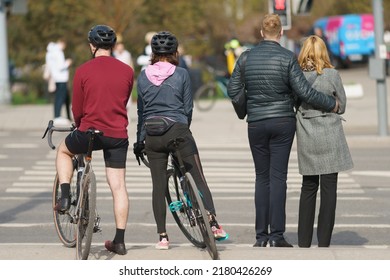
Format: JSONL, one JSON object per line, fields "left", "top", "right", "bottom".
{"left": 248, "top": 117, "right": 296, "bottom": 242}
{"left": 145, "top": 123, "right": 216, "bottom": 234}
{"left": 54, "top": 82, "right": 71, "bottom": 119}
{"left": 298, "top": 173, "right": 338, "bottom": 247}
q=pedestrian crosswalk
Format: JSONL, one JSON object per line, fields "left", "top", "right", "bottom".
{"left": 5, "top": 145, "right": 364, "bottom": 201}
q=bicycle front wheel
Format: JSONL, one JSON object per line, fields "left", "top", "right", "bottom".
{"left": 76, "top": 172, "right": 96, "bottom": 260}
{"left": 52, "top": 161, "right": 77, "bottom": 248}
{"left": 166, "top": 169, "right": 205, "bottom": 248}
{"left": 195, "top": 82, "right": 218, "bottom": 111}
{"left": 185, "top": 172, "right": 219, "bottom": 260}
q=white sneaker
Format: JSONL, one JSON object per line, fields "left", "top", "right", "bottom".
{"left": 53, "top": 117, "right": 71, "bottom": 127}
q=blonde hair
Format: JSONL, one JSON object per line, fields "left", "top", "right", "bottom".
{"left": 261, "top": 14, "right": 282, "bottom": 39}
{"left": 298, "top": 35, "right": 334, "bottom": 74}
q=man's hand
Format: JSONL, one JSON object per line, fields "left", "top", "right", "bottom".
{"left": 332, "top": 98, "right": 339, "bottom": 113}
{"left": 133, "top": 142, "right": 145, "bottom": 165}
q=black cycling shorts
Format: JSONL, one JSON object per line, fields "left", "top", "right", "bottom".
{"left": 65, "top": 130, "right": 129, "bottom": 168}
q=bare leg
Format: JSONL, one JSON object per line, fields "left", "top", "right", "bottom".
{"left": 56, "top": 141, "right": 74, "bottom": 184}
{"left": 106, "top": 167, "right": 129, "bottom": 229}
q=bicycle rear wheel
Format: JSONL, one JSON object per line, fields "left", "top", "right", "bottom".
{"left": 166, "top": 169, "right": 205, "bottom": 248}
{"left": 52, "top": 160, "right": 77, "bottom": 248}
{"left": 195, "top": 82, "right": 218, "bottom": 111}
{"left": 185, "top": 172, "right": 219, "bottom": 260}
{"left": 76, "top": 172, "right": 96, "bottom": 260}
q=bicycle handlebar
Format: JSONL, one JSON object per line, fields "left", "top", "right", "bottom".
{"left": 42, "top": 120, "right": 75, "bottom": 150}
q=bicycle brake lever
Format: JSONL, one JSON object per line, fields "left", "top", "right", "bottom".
{"left": 42, "top": 120, "right": 54, "bottom": 139}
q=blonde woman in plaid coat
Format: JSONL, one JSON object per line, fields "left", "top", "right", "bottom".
{"left": 295, "top": 35, "right": 354, "bottom": 248}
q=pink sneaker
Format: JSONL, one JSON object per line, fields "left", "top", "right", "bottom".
{"left": 155, "top": 235, "right": 169, "bottom": 250}
{"left": 209, "top": 216, "right": 229, "bottom": 241}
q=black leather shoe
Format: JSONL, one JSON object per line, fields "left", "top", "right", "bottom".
{"left": 53, "top": 197, "right": 70, "bottom": 213}
{"left": 105, "top": 240, "right": 127, "bottom": 255}
{"left": 253, "top": 240, "right": 268, "bottom": 247}
{"left": 269, "top": 239, "right": 293, "bottom": 248}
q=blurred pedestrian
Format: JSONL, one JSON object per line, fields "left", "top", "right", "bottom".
{"left": 296, "top": 35, "right": 353, "bottom": 248}
{"left": 178, "top": 45, "right": 189, "bottom": 70}
{"left": 224, "top": 38, "right": 243, "bottom": 77}
{"left": 114, "top": 35, "right": 135, "bottom": 108}
{"left": 136, "top": 31, "right": 156, "bottom": 70}
{"left": 314, "top": 27, "right": 334, "bottom": 63}
{"left": 227, "top": 14, "right": 338, "bottom": 248}
{"left": 45, "top": 39, "right": 72, "bottom": 123}
{"left": 113, "top": 35, "right": 134, "bottom": 68}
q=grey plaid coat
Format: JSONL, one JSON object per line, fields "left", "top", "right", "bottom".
{"left": 296, "top": 68, "right": 354, "bottom": 175}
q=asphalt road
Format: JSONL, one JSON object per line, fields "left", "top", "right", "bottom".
{"left": 0, "top": 65, "right": 389, "bottom": 263}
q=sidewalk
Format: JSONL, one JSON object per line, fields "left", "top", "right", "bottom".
{"left": 0, "top": 98, "right": 389, "bottom": 149}
{"left": 0, "top": 243, "right": 389, "bottom": 260}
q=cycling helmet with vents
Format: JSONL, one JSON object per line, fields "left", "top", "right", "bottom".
{"left": 88, "top": 25, "right": 117, "bottom": 49}
{"left": 151, "top": 31, "right": 178, "bottom": 54}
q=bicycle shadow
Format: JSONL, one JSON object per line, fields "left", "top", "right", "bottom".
{"left": 0, "top": 192, "right": 50, "bottom": 224}
{"left": 90, "top": 244, "right": 150, "bottom": 260}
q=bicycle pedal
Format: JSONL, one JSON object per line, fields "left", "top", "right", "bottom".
{"left": 169, "top": 201, "right": 183, "bottom": 212}
{"left": 93, "top": 215, "right": 101, "bottom": 233}
{"left": 93, "top": 226, "right": 102, "bottom": 233}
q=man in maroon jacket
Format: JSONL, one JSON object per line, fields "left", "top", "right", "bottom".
{"left": 55, "top": 25, "right": 134, "bottom": 255}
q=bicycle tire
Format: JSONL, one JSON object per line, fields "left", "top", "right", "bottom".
{"left": 185, "top": 172, "right": 219, "bottom": 260}
{"left": 194, "top": 82, "right": 218, "bottom": 111}
{"left": 76, "top": 172, "right": 96, "bottom": 260}
{"left": 166, "top": 169, "right": 206, "bottom": 248}
{"left": 52, "top": 161, "right": 78, "bottom": 248}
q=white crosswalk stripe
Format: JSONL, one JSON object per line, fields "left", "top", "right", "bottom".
{"left": 5, "top": 146, "right": 363, "bottom": 200}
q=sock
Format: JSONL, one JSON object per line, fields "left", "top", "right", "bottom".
{"left": 159, "top": 233, "right": 169, "bottom": 241}
{"left": 60, "top": 183, "right": 70, "bottom": 198}
{"left": 113, "top": 228, "right": 125, "bottom": 244}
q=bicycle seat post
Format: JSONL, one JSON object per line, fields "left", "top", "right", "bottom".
{"left": 85, "top": 129, "right": 103, "bottom": 162}
{"left": 86, "top": 133, "right": 95, "bottom": 162}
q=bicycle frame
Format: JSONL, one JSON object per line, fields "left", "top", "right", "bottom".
{"left": 43, "top": 120, "right": 101, "bottom": 259}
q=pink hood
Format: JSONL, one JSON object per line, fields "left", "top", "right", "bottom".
{"left": 145, "top": 62, "right": 176, "bottom": 86}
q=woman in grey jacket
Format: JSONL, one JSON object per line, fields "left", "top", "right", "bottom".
{"left": 296, "top": 35, "right": 354, "bottom": 247}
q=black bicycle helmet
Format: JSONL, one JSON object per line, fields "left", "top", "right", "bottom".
{"left": 88, "top": 25, "right": 117, "bottom": 49}
{"left": 151, "top": 31, "right": 178, "bottom": 54}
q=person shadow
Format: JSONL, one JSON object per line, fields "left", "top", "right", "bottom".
{"left": 285, "top": 230, "right": 369, "bottom": 246}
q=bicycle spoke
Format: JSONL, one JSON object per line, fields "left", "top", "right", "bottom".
{"left": 185, "top": 173, "right": 219, "bottom": 260}
{"left": 166, "top": 170, "right": 205, "bottom": 248}
{"left": 52, "top": 166, "right": 77, "bottom": 248}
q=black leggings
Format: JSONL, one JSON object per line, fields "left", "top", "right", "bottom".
{"left": 145, "top": 123, "right": 216, "bottom": 234}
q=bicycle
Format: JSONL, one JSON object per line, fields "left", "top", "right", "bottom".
{"left": 42, "top": 120, "right": 102, "bottom": 260}
{"left": 139, "top": 137, "right": 219, "bottom": 260}
{"left": 194, "top": 65, "right": 229, "bottom": 112}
